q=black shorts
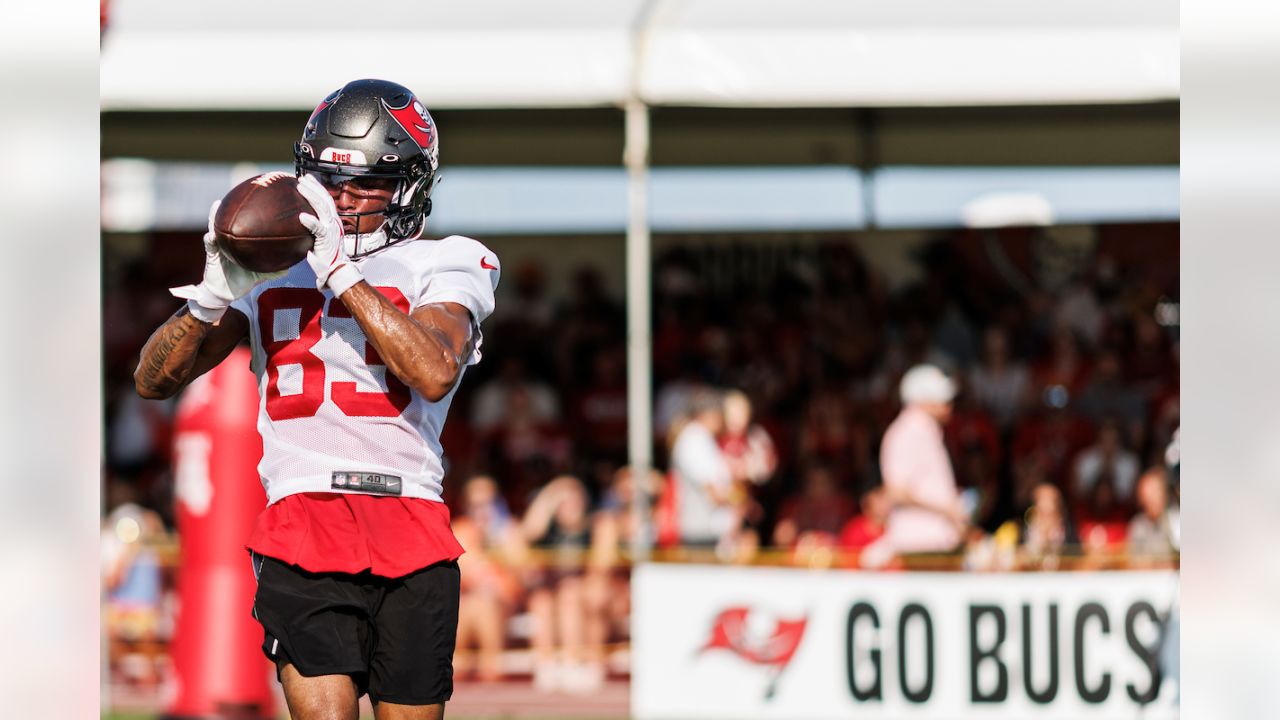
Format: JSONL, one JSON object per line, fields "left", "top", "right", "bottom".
{"left": 250, "top": 551, "right": 460, "bottom": 705}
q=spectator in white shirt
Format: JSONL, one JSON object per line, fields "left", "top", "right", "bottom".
{"left": 670, "top": 391, "right": 735, "bottom": 549}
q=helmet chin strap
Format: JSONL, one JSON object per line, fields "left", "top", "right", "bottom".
{"left": 343, "top": 227, "right": 392, "bottom": 259}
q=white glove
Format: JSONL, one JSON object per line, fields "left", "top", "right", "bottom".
{"left": 297, "top": 174, "right": 363, "bottom": 296}
{"left": 170, "top": 200, "right": 283, "bottom": 323}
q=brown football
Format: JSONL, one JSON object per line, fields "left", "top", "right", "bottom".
{"left": 213, "top": 172, "right": 314, "bottom": 273}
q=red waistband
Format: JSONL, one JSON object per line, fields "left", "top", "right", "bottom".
{"left": 246, "top": 492, "right": 463, "bottom": 578}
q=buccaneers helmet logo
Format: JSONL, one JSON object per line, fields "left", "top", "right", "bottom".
{"left": 382, "top": 97, "right": 437, "bottom": 155}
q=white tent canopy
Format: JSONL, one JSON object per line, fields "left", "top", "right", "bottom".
{"left": 100, "top": 0, "right": 1178, "bottom": 111}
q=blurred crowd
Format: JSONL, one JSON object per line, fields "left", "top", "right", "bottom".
{"left": 102, "top": 223, "right": 1180, "bottom": 689}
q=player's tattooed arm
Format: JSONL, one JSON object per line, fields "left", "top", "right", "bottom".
{"left": 338, "top": 282, "right": 475, "bottom": 402}
{"left": 134, "top": 305, "right": 249, "bottom": 399}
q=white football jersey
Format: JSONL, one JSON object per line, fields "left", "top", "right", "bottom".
{"left": 230, "top": 235, "right": 499, "bottom": 505}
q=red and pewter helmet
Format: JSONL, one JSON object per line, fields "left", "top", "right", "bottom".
{"left": 294, "top": 78, "right": 440, "bottom": 255}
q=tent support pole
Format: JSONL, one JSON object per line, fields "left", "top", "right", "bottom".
{"left": 625, "top": 97, "right": 653, "bottom": 562}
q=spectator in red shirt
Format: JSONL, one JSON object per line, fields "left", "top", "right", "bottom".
{"left": 719, "top": 388, "right": 776, "bottom": 534}
{"left": 720, "top": 389, "right": 778, "bottom": 488}
{"left": 837, "top": 485, "right": 889, "bottom": 553}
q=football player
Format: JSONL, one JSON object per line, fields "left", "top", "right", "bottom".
{"left": 135, "top": 78, "right": 499, "bottom": 720}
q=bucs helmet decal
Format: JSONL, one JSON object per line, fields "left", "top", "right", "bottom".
{"left": 382, "top": 97, "right": 437, "bottom": 158}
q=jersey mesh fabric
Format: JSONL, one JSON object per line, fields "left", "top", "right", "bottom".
{"left": 246, "top": 493, "right": 464, "bottom": 578}
{"left": 231, "top": 235, "right": 499, "bottom": 506}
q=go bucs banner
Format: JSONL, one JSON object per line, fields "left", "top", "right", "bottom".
{"left": 632, "top": 564, "right": 1178, "bottom": 719}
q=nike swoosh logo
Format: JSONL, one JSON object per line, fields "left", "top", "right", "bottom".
{"left": 480, "top": 256, "right": 498, "bottom": 270}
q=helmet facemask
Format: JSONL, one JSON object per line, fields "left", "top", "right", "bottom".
{"left": 384, "top": 160, "right": 435, "bottom": 241}
{"left": 294, "top": 145, "right": 437, "bottom": 259}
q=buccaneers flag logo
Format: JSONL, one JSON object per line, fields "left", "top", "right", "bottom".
{"left": 699, "top": 606, "right": 809, "bottom": 700}
{"left": 382, "top": 97, "right": 437, "bottom": 155}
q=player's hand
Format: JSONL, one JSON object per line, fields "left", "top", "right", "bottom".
{"left": 170, "top": 200, "right": 283, "bottom": 323}
{"left": 297, "top": 174, "right": 363, "bottom": 296}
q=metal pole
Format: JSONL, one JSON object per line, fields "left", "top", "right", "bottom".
{"left": 625, "top": 0, "right": 663, "bottom": 563}
{"left": 625, "top": 97, "right": 653, "bottom": 562}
